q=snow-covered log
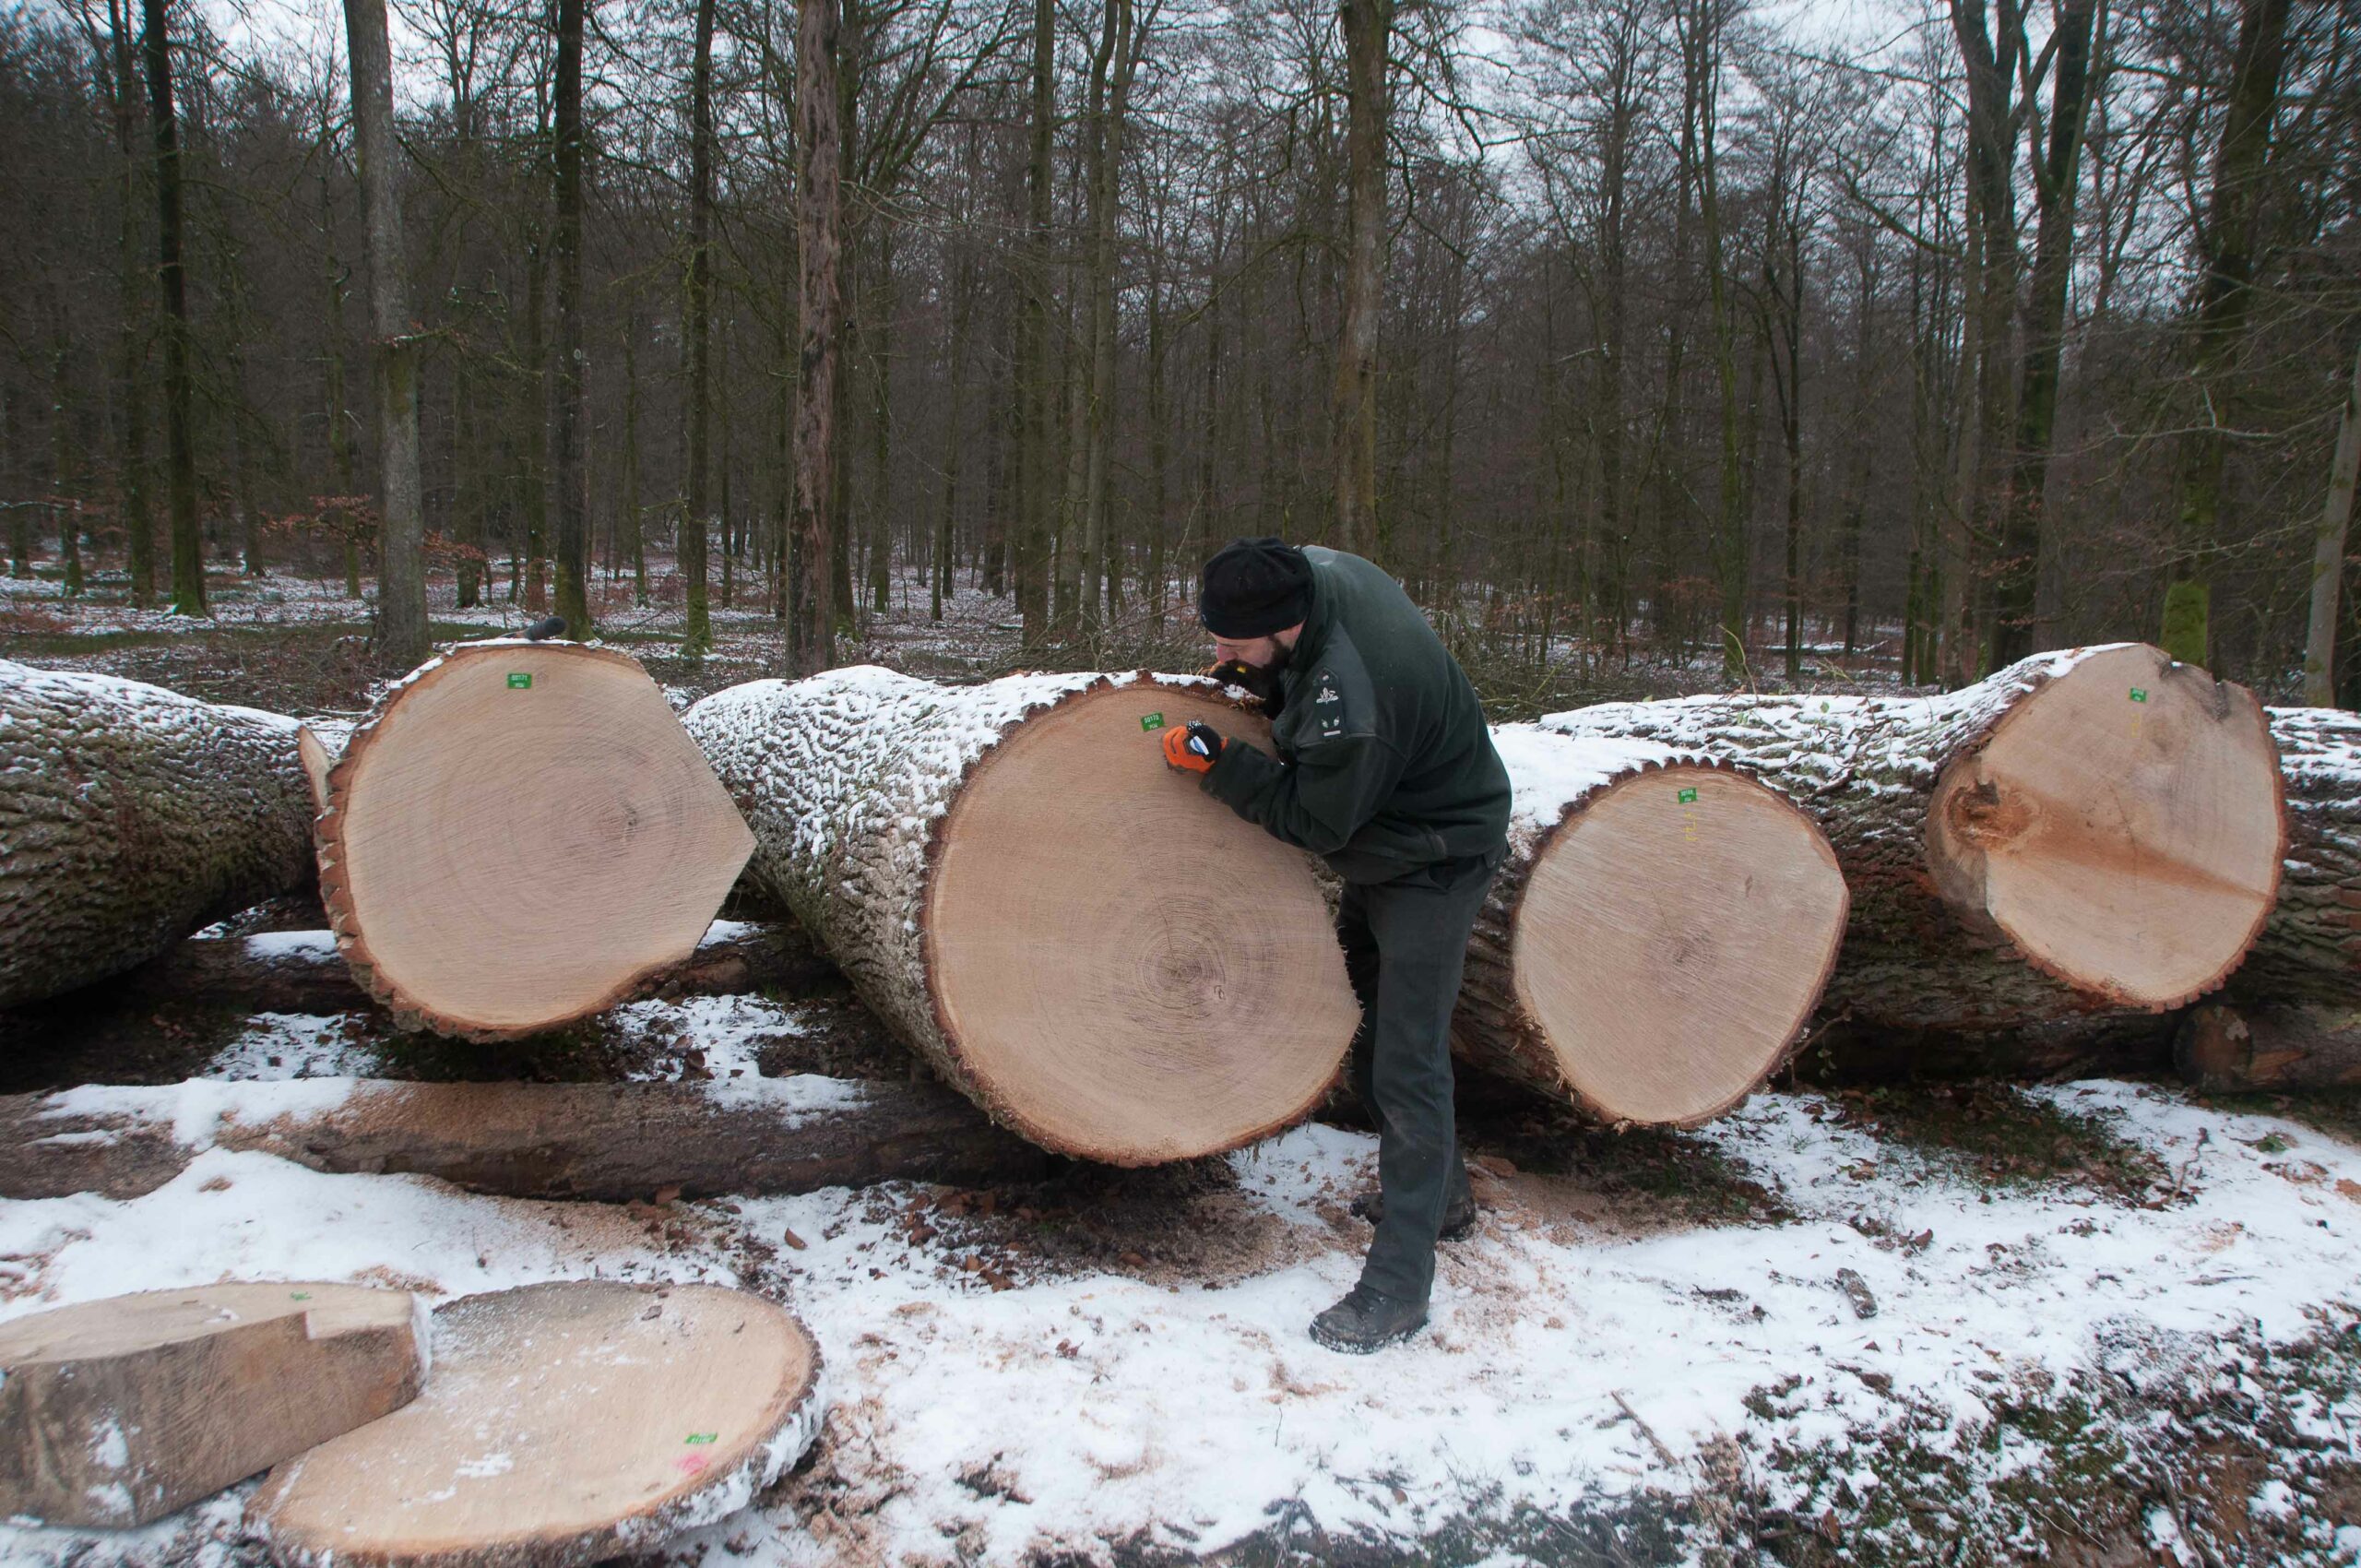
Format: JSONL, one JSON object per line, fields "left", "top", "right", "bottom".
{"left": 315, "top": 642, "right": 755, "bottom": 1041}
{"left": 110, "top": 920, "right": 833, "bottom": 1017}
{"left": 1540, "top": 645, "right": 2286, "bottom": 1037}
{"left": 0, "top": 1075, "right": 1048, "bottom": 1201}
{"left": 0, "top": 660, "right": 322, "bottom": 1010}
{"left": 1456, "top": 729, "right": 1848, "bottom": 1125}
{"left": 683, "top": 667, "right": 1359, "bottom": 1165}
{"left": 2169, "top": 707, "right": 2361, "bottom": 1091}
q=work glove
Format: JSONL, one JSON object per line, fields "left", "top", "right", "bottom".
{"left": 1161, "top": 720, "right": 1224, "bottom": 775}
{"left": 1204, "top": 659, "right": 1285, "bottom": 717}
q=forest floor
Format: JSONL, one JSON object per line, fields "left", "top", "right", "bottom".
{"left": 4, "top": 555, "right": 2357, "bottom": 1565}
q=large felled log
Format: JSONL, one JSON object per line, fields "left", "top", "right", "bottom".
{"left": 2172, "top": 707, "right": 2361, "bottom": 1091}
{"left": 0, "top": 1075, "right": 1050, "bottom": 1201}
{"left": 107, "top": 920, "right": 834, "bottom": 1017}
{"left": 1455, "top": 728, "right": 1848, "bottom": 1124}
{"left": 1541, "top": 645, "right": 2285, "bottom": 1039}
{"left": 249, "top": 1282, "right": 824, "bottom": 1568}
{"left": 314, "top": 642, "right": 755, "bottom": 1041}
{"left": 0, "top": 1283, "right": 424, "bottom": 1528}
{"left": 684, "top": 667, "right": 1359, "bottom": 1165}
{"left": 0, "top": 660, "right": 322, "bottom": 1009}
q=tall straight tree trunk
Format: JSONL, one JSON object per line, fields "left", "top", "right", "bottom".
{"left": 1773, "top": 182, "right": 1805, "bottom": 682}
{"left": 344, "top": 0, "right": 429, "bottom": 665}
{"left": 454, "top": 362, "right": 481, "bottom": 607}
{"left": 104, "top": 0, "right": 153, "bottom": 608}
{"left": 322, "top": 149, "right": 362, "bottom": 602}
{"left": 1692, "top": 0, "right": 1743, "bottom": 677}
{"left": 1950, "top": 0, "right": 2023, "bottom": 684}
{"left": 789, "top": 0, "right": 841, "bottom": 671}
{"left": 1987, "top": 0, "right": 2103, "bottom": 666}
{"left": 2160, "top": 0, "right": 2292, "bottom": 667}
{"left": 867, "top": 229, "right": 893, "bottom": 614}
{"left": 140, "top": 0, "right": 204, "bottom": 617}
{"left": 548, "top": 0, "right": 590, "bottom": 634}
{"left": 1014, "top": 0, "right": 1054, "bottom": 644}
{"left": 2303, "top": 338, "right": 2361, "bottom": 706}
{"left": 681, "top": 0, "right": 718, "bottom": 654}
{"left": 521, "top": 220, "right": 549, "bottom": 611}
{"left": 623, "top": 313, "right": 647, "bottom": 604}
{"left": 1332, "top": 0, "right": 1390, "bottom": 559}
{"left": 50, "top": 312, "right": 85, "bottom": 598}
{"left": 933, "top": 249, "right": 972, "bottom": 624}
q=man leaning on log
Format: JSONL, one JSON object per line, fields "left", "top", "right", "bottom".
{"left": 1162, "top": 538, "right": 1512, "bottom": 1353}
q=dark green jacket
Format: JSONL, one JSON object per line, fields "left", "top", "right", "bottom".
{"left": 1202, "top": 546, "right": 1510, "bottom": 883}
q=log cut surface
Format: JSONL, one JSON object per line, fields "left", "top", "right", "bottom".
{"left": 0, "top": 660, "right": 320, "bottom": 1010}
{"left": 1460, "top": 729, "right": 1847, "bottom": 1124}
{"left": 317, "top": 643, "right": 754, "bottom": 1039}
{"left": 688, "top": 668, "right": 1358, "bottom": 1165}
{"left": 248, "top": 1281, "right": 824, "bottom": 1568}
{"left": 0, "top": 1282, "right": 425, "bottom": 1528}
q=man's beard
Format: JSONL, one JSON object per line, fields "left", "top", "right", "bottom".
{"left": 1207, "top": 642, "right": 1291, "bottom": 716}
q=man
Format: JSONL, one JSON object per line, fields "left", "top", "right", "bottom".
{"left": 1160, "top": 537, "right": 1511, "bottom": 1353}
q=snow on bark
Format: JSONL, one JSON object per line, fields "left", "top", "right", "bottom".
{"left": 1540, "top": 644, "right": 2284, "bottom": 1039}
{"left": 0, "top": 660, "right": 321, "bottom": 1009}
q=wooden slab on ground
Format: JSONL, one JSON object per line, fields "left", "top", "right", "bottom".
{"left": 314, "top": 642, "right": 755, "bottom": 1040}
{"left": 248, "top": 1281, "right": 824, "bottom": 1568}
{"left": 0, "top": 1282, "right": 425, "bottom": 1527}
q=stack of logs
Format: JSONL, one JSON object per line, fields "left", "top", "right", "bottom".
{"left": 1, "top": 637, "right": 2343, "bottom": 1202}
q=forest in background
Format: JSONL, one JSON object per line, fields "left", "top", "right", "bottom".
{"left": 0, "top": 0, "right": 2355, "bottom": 695}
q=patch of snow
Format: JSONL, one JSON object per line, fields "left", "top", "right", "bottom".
{"left": 196, "top": 1015, "right": 380, "bottom": 1081}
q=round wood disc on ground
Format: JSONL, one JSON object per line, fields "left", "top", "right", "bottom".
{"left": 248, "top": 1281, "right": 824, "bottom": 1568}
{"left": 316, "top": 643, "right": 754, "bottom": 1039}
{"left": 1926, "top": 644, "right": 2284, "bottom": 1008}
{"left": 0, "top": 1282, "right": 424, "bottom": 1528}
{"left": 1457, "top": 730, "right": 1848, "bottom": 1124}
{"left": 685, "top": 669, "right": 1360, "bottom": 1164}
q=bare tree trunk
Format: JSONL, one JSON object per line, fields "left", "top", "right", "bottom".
{"left": 1332, "top": 0, "right": 1390, "bottom": 558}
{"left": 551, "top": 0, "right": 592, "bottom": 636}
{"left": 344, "top": 0, "right": 429, "bottom": 666}
{"left": 103, "top": 0, "right": 154, "bottom": 608}
{"left": 682, "top": 0, "right": 719, "bottom": 654}
{"left": 789, "top": 0, "right": 841, "bottom": 671}
{"left": 1015, "top": 0, "right": 1054, "bottom": 644}
{"left": 2302, "top": 339, "right": 2361, "bottom": 706}
{"left": 139, "top": 0, "right": 205, "bottom": 617}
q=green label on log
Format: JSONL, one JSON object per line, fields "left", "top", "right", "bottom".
{"left": 684, "top": 1432, "right": 718, "bottom": 1444}
{"left": 508, "top": 672, "right": 532, "bottom": 690}
{"left": 1140, "top": 712, "right": 1165, "bottom": 731}
{"left": 1678, "top": 787, "right": 1699, "bottom": 804}
{"left": 2130, "top": 687, "right": 2147, "bottom": 703}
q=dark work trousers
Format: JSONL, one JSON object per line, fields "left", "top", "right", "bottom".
{"left": 1337, "top": 848, "right": 1504, "bottom": 1305}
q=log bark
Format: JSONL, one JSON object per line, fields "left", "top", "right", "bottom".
{"left": 1456, "top": 727, "right": 1848, "bottom": 1125}
{"left": 683, "top": 668, "right": 1359, "bottom": 1164}
{"left": 1540, "top": 644, "right": 2285, "bottom": 1039}
{"left": 109, "top": 920, "right": 833, "bottom": 1017}
{"left": 0, "top": 1283, "right": 424, "bottom": 1528}
{"left": 315, "top": 642, "right": 754, "bottom": 1040}
{"left": 0, "top": 660, "right": 321, "bottom": 1010}
{"left": 0, "top": 1075, "right": 1048, "bottom": 1202}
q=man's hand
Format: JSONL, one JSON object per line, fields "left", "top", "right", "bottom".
{"left": 1161, "top": 721, "right": 1224, "bottom": 775}
{"left": 1204, "top": 659, "right": 1284, "bottom": 716}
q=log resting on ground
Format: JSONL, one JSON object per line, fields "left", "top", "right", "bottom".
{"left": 0, "top": 1075, "right": 1048, "bottom": 1201}
{"left": 1454, "top": 727, "right": 1848, "bottom": 1124}
{"left": 2172, "top": 707, "right": 2361, "bottom": 1091}
{"left": 684, "top": 667, "right": 1359, "bottom": 1165}
{"left": 0, "top": 661, "right": 326, "bottom": 1010}
{"left": 314, "top": 642, "right": 754, "bottom": 1041}
{"left": 1540, "top": 644, "right": 2285, "bottom": 1044}
{"left": 108, "top": 919, "right": 834, "bottom": 1017}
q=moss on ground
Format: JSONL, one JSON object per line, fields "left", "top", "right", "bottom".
{"left": 1825, "top": 1082, "right": 2172, "bottom": 1206}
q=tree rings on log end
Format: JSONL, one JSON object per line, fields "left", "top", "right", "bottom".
{"left": 316, "top": 644, "right": 754, "bottom": 1039}
{"left": 925, "top": 683, "right": 1359, "bottom": 1164}
{"left": 1928, "top": 645, "right": 2284, "bottom": 1011}
{"left": 1510, "top": 763, "right": 1848, "bottom": 1125}
{"left": 0, "top": 1283, "right": 425, "bottom": 1528}
{"left": 248, "top": 1281, "right": 825, "bottom": 1568}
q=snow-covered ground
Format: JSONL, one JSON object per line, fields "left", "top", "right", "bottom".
{"left": 2, "top": 996, "right": 2355, "bottom": 1565}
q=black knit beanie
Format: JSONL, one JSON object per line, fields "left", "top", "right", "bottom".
{"left": 1200, "top": 538, "right": 1314, "bottom": 638}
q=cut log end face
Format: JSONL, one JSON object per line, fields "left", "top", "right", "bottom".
{"left": 926, "top": 683, "right": 1359, "bottom": 1164}
{"left": 319, "top": 646, "right": 755, "bottom": 1039}
{"left": 0, "top": 1283, "right": 424, "bottom": 1529}
{"left": 1510, "top": 765, "right": 1848, "bottom": 1125}
{"left": 1927, "top": 646, "right": 2285, "bottom": 1010}
{"left": 248, "top": 1281, "right": 824, "bottom": 1568}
